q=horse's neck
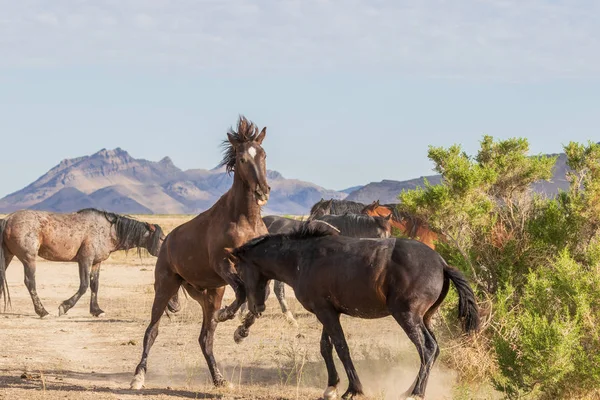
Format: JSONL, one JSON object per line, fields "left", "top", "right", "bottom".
{"left": 223, "top": 175, "right": 263, "bottom": 226}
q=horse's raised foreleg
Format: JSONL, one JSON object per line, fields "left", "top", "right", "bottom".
{"left": 89, "top": 262, "right": 105, "bottom": 317}
{"left": 59, "top": 259, "right": 91, "bottom": 316}
{"left": 213, "top": 261, "right": 246, "bottom": 323}
{"left": 316, "top": 308, "right": 364, "bottom": 399}
{"left": 167, "top": 292, "right": 181, "bottom": 313}
{"left": 391, "top": 310, "right": 437, "bottom": 399}
{"left": 131, "top": 259, "right": 181, "bottom": 390}
{"left": 274, "top": 280, "right": 297, "bottom": 326}
{"left": 184, "top": 284, "right": 229, "bottom": 386}
{"left": 21, "top": 258, "right": 49, "bottom": 318}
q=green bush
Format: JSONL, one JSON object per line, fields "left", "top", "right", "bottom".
{"left": 398, "top": 138, "right": 600, "bottom": 399}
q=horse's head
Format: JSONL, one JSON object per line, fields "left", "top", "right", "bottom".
{"left": 373, "top": 214, "right": 393, "bottom": 238}
{"left": 144, "top": 223, "right": 165, "bottom": 256}
{"left": 308, "top": 198, "right": 333, "bottom": 220}
{"left": 361, "top": 200, "right": 381, "bottom": 216}
{"left": 224, "top": 117, "right": 270, "bottom": 207}
{"left": 226, "top": 246, "right": 270, "bottom": 316}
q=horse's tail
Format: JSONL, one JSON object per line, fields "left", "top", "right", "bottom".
{"left": 443, "top": 263, "right": 479, "bottom": 334}
{"left": 0, "top": 218, "right": 10, "bottom": 310}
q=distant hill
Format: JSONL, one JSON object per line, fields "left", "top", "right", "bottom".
{"left": 0, "top": 148, "right": 575, "bottom": 215}
{"left": 0, "top": 148, "right": 345, "bottom": 215}
{"left": 346, "top": 153, "right": 571, "bottom": 204}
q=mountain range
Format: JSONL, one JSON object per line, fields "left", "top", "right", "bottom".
{"left": 0, "top": 149, "right": 572, "bottom": 215}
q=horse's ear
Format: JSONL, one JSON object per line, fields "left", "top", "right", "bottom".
{"left": 255, "top": 127, "right": 266, "bottom": 144}
{"left": 227, "top": 133, "right": 238, "bottom": 147}
{"left": 148, "top": 224, "right": 156, "bottom": 232}
{"left": 375, "top": 200, "right": 380, "bottom": 206}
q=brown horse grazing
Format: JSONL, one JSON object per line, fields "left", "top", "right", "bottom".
{"left": 0, "top": 209, "right": 164, "bottom": 317}
{"left": 229, "top": 224, "right": 479, "bottom": 400}
{"left": 130, "top": 116, "right": 271, "bottom": 390}
{"left": 362, "top": 201, "right": 441, "bottom": 250}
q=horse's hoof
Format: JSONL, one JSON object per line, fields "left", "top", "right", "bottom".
{"left": 39, "top": 310, "right": 50, "bottom": 319}
{"left": 214, "top": 378, "right": 233, "bottom": 389}
{"left": 284, "top": 311, "right": 299, "bottom": 327}
{"left": 130, "top": 373, "right": 145, "bottom": 390}
{"left": 91, "top": 310, "right": 105, "bottom": 318}
{"left": 58, "top": 305, "right": 67, "bottom": 316}
{"left": 234, "top": 326, "right": 248, "bottom": 344}
{"left": 323, "top": 386, "right": 338, "bottom": 400}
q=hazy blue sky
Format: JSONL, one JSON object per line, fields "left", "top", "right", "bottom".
{"left": 1, "top": 0, "right": 599, "bottom": 198}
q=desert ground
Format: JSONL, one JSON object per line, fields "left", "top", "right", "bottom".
{"left": 0, "top": 215, "right": 497, "bottom": 400}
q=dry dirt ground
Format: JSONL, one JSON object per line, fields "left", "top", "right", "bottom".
{"left": 0, "top": 215, "right": 496, "bottom": 400}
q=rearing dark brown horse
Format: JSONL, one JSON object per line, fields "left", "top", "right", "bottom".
{"left": 130, "top": 116, "right": 271, "bottom": 389}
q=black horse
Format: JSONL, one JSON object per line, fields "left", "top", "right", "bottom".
{"left": 229, "top": 224, "right": 479, "bottom": 400}
{"left": 257, "top": 214, "right": 392, "bottom": 325}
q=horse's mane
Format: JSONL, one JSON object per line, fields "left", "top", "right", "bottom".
{"left": 218, "top": 115, "right": 261, "bottom": 174}
{"left": 232, "top": 222, "right": 335, "bottom": 258}
{"left": 320, "top": 213, "right": 387, "bottom": 233}
{"left": 308, "top": 199, "right": 366, "bottom": 219}
{"left": 76, "top": 208, "right": 163, "bottom": 254}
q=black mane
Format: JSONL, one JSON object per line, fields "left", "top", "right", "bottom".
{"left": 77, "top": 208, "right": 163, "bottom": 254}
{"left": 219, "top": 115, "right": 261, "bottom": 174}
{"left": 309, "top": 199, "right": 367, "bottom": 219}
{"left": 232, "top": 222, "right": 335, "bottom": 258}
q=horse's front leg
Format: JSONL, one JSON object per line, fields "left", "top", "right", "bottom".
{"left": 213, "top": 260, "right": 246, "bottom": 323}
{"left": 59, "top": 259, "right": 91, "bottom": 316}
{"left": 89, "top": 262, "right": 105, "bottom": 317}
{"left": 316, "top": 308, "right": 364, "bottom": 399}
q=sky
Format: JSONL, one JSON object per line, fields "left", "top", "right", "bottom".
{"left": 1, "top": 0, "right": 599, "bottom": 198}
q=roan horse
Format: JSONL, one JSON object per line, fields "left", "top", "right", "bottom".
{"left": 130, "top": 116, "right": 271, "bottom": 390}
{"left": 0, "top": 209, "right": 164, "bottom": 317}
{"left": 361, "top": 201, "right": 441, "bottom": 249}
{"left": 229, "top": 224, "right": 479, "bottom": 400}
{"left": 250, "top": 214, "right": 392, "bottom": 324}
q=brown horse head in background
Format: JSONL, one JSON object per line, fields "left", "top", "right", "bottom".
{"left": 131, "top": 116, "right": 271, "bottom": 390}
{"left": 362, "top": 201, "right": 442, "bottom": 250}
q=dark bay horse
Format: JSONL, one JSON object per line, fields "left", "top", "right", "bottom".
{"left": 0, "top": 209, "right": 164, "bottom": 317}
{"left": 253, "top": 214, "right": 390, "bottom": 324}
{"left": 362, "top": 201, "right": 442, "bottom": 250}
{"left": 229, "top": 224, "right": 479, "bottom": 400}
{"left": 130, "top": 116, "right": 271, "bottom": 390}
{"left": 308, "top": 199, "right": 367, "bottom": 220}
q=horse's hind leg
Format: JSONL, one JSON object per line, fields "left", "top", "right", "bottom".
{"left": 274, "top": 280, "right": 298, "bottom": 326}
{"left": 130, "top": 259, "right": 181, "bottom": 390}
{"left": 391, "top": 309, "right": 438, "bottom": 400}
{"left": 59, "top": 259, "right": 91, "bottom": 316}
{"left": 89, "top": 262, "right": 105, "bottom": 317}
{"left": 316, "top": 308, "right": 364, "bottom": 399}
{"left": 21, "top": 258, "right": 49, "bottom": 318}
{"left": 185, "top": 285, "right": 229, "bottom": 387}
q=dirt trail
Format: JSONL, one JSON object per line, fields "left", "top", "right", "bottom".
{"left": 0, "top": 257, "right": 481, "bottom": 399}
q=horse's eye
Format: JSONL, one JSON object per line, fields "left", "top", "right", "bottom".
{"left": 240, "top": 158, "right": 247, "bottom": 163}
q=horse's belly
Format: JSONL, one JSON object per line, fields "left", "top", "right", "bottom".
{"left": 336, "top": 299, "right": 389, "bottom": 319}
{"left": 38, "top": 243, "right": 79, "bottom": 261}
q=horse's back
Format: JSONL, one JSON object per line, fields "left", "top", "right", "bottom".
{"left": 3, "top": 210, "right": 108, "bottom": 261}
